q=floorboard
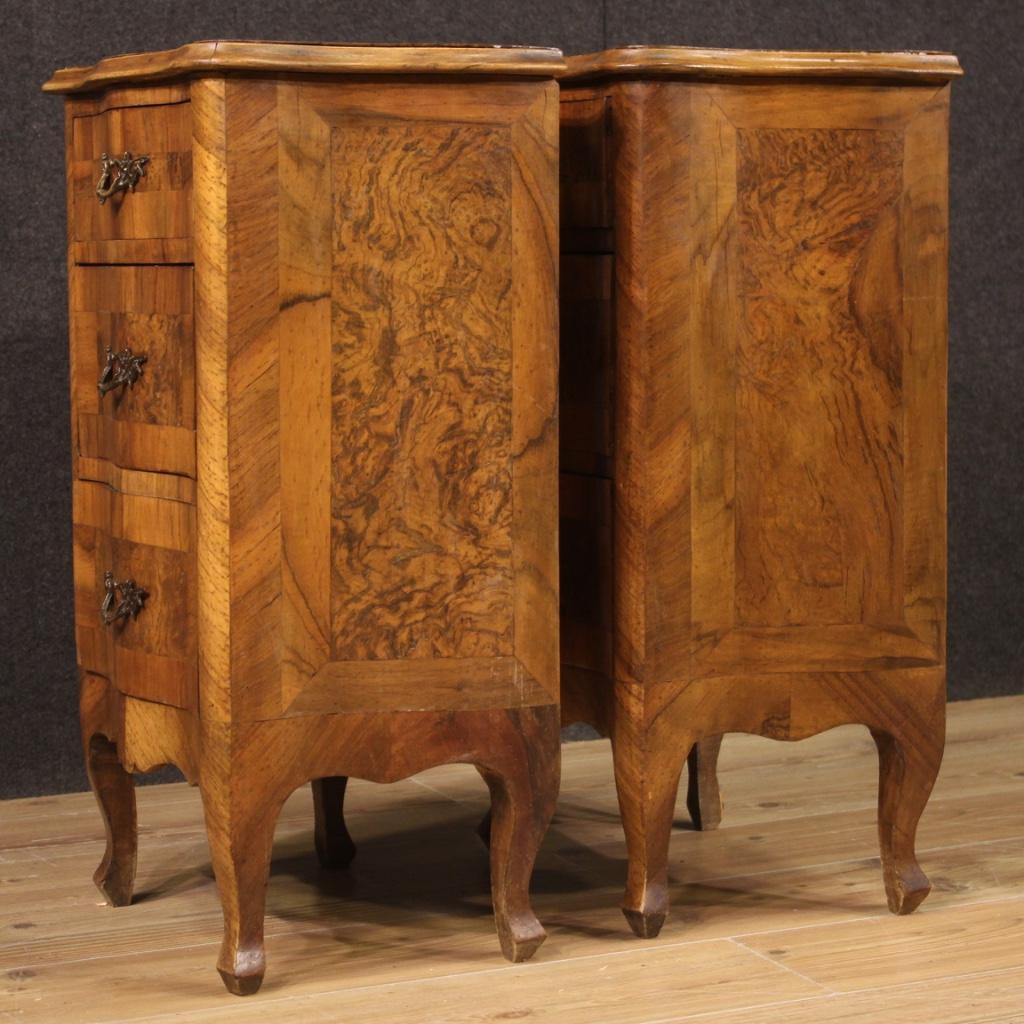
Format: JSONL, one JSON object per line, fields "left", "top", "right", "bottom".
{"left": 1, "top": 696, "right": 1021, "bottom": 1023}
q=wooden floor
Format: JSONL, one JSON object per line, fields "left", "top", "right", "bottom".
{"left": 1, "top": 696, "right": 1022, "bottom": 1023}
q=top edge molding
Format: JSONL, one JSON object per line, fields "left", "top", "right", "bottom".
{"left": 563, "top": 46, "right": 963, "bottom": 84}
{"left": 43, "top": 40, "right": 568, "bottom": 93}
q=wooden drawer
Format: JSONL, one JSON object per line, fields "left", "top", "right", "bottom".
{"left": 560, "top": 96, "right": 611, "bottom": 231}
{"left": 560, "top": 472, "right": 613, "bottom": 677}
{"left": 71, "top": 264, "right": 195, "bottom": 478}
{"left": 72, "top": 479, "right": 196, "bottom": 709}
{"left": 560, "top": 254, "right": 614, "bottom": 477}
{"left": 70, "top": 99, "right": 191, "bottom": 248}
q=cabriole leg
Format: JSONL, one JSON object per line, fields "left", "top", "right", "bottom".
{"left": 686, "top": 735, "right": 724, "bottom": 831}
{"left": 312, "top": 776, "right": 357, "bottom": 869}
{"left": 613, "top": 713, "right": 688, "bottom": 939}
{"left": 201, "top": 770, "right": 287, "bottom": 996}
{"left": 85, "top": 732, "right": 137, "bottom": 907}
{"left": 478, "top": 707, "right": 560, "bottom": 963}
{"left": 872, "top": 714, "right": 944, "bottom": 915}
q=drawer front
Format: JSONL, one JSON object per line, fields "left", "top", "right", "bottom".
{"left": 71, "top": 101, "right": 192, "bottom": 245}
{"left": 560, "top": 95, "right": 611, "bottom": 231}
{"left": 71, "top": 265, "right": 195, "bottom": 478}
{"left": 72, "top": 479, "right": 196, "bottom": 709}
{"left": 560, "top": 473, "right": 613, "bottom": 678}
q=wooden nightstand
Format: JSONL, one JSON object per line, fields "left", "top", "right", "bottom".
{"left": 558, "top": 46, "right": 961, "bottom": 937}
{"left": 45, "top": 40, "right": 564, "bottom": 994}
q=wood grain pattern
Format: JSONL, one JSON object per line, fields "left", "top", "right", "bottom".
{"left": 72, "top": 480, "right": 196, "bottom": 710}
{"left": 191, "top": 75, "right": 233, "bottom": 726}
{"left": 734, "top": 127, "right": 904, "bottom": 629}
{"left": 43, "top": 41, "right": 567, "bottom": 93}
{"left": 76, "top": 458, "right": 196, "bottom": 503}
{"left": 330, "top": 121, "right": 514, "bottom": 661}
{"left": 559, "top": 64, "right": 954, "bottom": 937}
{"left": 70, "top": 264, "right": 195, "bottom": 477}
{"left": 71, "top": 100, "right": 192, "bottom": 244}
{"left": 565, "top": 46, "right": 963, "bottom": 83}
{"left": 208, "top": 77, "right": 559, "bottom": 720}
{"left": 73, "top": 237, "right": 192, "bottom": 264}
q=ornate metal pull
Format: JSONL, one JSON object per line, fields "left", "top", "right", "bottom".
{"left": 95, "top": 151, "right": 149, "bottom": 204}
{"left": 97, "top": 346, "right": 147, "bottom": 397}
{"left": 101, "top": 571, "right": 148, "bottom": 625}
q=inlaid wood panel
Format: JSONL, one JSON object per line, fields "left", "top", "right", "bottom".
{"left": 70, "top": 100, "right": 192, "bottom": 245}
{"left": 70, "top": 265, "right": 195, "bottom": 478}
{"left": 195, "top": 78, "right": 559, "bottom": 721}
{"left": 655, "top": 82, "right": 948, "bottom": 684}
{"left": 330, "top": 122, "right": 514, "bottom": 662}
{"left": 72, "top": 479, "right": 196, "bottom": 709}
{"left": 734, "top": 128, "right": 904, "bottom": 630}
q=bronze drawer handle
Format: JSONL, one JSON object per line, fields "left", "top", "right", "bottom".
{"left": 101, "top": 571, "right": 147, "bottom": 625}
{"left": 95, "top": 151, "right": 149, "bottom": 204}
{"left": 98, "top": 346, "right": 147, "bottom": 397}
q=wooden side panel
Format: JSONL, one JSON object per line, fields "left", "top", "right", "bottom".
{"left": 218, "top": 78, "right": 559, "bottom": 719}
{"left": 72, "top": 480, "right": 196, "bottom": 709}
{"left": 71, "top": 100, "right": 192, "bottom": 243}
{"left": 636, "top": 81, "right": 949, "bottom": 689}
{"left": 70, "top": 265, "right": 195, "bottom": 478}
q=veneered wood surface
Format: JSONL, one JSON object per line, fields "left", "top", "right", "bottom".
{"left": 70, "top": 265, "right": 195, "bottom": 478}
{"left": 559, "top": 73, "right": 953, "bottom": 935}
{"left": 330, "top": 120, "right": 514, "bottom": 662}
{"left": 70, "top": 100, "right": 192, "bottom": 244}
{"left": 194, "top": 77, "right": 559, "bottom": 722}
{"left": 44, "top": 41, "right": 567, "bottom": 93}
{"left": 72, "top": 481, "right": 196, "bottom": 709}
{"left": 564, "top": 46, "right": 963, "bottom": 83}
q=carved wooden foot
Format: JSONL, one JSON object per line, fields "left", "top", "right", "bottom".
{"left": 478, "top": 707, "right": 560, "bottom": 962}
{"left": 201, "top": 767, "right": 287, "bottom": 996}
{"left": 85, "top": 733, "right": 137, "bottom": 907}
{"left": 312, "top": 776, "right": 357, "bottom": 869}
{"left": 686, "top": 735, "right": 723, "bottom": 831}
{"left": 614, "top": 714, "right": 687, "bottom": 939}
{"left": 872, "top": 714, "right": 944, "bottom": 915}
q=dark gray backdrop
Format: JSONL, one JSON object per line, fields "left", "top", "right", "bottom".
{"left": 2, "top": 1, "right": 1021, "bottom": 798}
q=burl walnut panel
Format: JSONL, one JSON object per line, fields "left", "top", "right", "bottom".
{"left": 734, "top": 128, "right": 905, "bottom": 629}
{"left": 330, "top": 122, "right": 514, "bottom": 662}
{"left": 559, "top": 52, "right": 959, "bottom": 940}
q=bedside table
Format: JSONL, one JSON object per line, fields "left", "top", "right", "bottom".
{"left": 46, "top": 40, "right": 564, "bottom": 994}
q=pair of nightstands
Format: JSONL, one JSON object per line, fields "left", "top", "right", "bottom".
{"left": 45, "top": 41, "right": 960, "bottom": 993}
